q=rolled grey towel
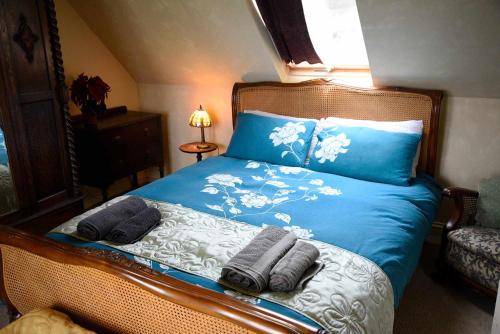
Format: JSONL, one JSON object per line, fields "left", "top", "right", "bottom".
{"left": 220, "top": 226, "right": 297, "bottom": 292}
{"left": 77, "top": 196, "right": 147, "bottom": 241}
{"left": 105, "top": 207, "right": 162, "bottom": 244}
{"left": 269, "top": 241, "right": 324, "bottom": 292}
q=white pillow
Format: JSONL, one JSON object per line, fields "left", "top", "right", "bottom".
{"left": 243, "top": 110, "right": 319, "bottom": 123}
{"left": 320, "top": 117, "right": 423, "bottom": 134}
{"left": 307, "top": 117, "right": 423, "bottom": 177}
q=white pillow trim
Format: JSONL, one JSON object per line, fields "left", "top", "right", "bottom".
{"left": 243, "top": 110, "right": 319, "bottom": 123}
{"left": 320, "top": 117, "right": 423, "bottom": 134}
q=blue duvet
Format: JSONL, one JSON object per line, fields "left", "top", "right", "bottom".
{"left": 50, "top": 156, "right": 440, "bottom": 309}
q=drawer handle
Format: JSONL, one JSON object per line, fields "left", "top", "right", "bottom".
{"left": 114, "top": 135, "right": 121, "bottom": 141}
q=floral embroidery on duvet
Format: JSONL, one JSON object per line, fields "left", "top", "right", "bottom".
{"left": 269, "top": 121, "right": 307, "bottom": 162}
{"left": 201, "top": 161, "right": 342, "bottom": 234}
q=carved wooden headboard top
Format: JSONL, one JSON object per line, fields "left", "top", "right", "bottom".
{"left": 232, "top": 80, "right": 443, "bottom": 176}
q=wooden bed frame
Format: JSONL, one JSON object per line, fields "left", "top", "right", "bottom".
{"left": 0, "top": 80, "right": 443, "bottom": 333}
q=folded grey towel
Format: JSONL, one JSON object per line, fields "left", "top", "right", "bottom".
{"left": 269, "top": 241, "right": 324, "bottom": 292}
{"left": 220, "top": 226, "right": 297, "bottom": 292}
{"left": 77, "top": 196, "right": 147, "bottom": 241}
{"left": 105, "top": 207, "right": 162, "bottom": 244}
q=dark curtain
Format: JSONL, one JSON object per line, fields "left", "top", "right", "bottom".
{"left": 256, "top": 0, "right": 322, "bottom": 65}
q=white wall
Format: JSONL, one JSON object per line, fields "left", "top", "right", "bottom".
{"left": 56, "top": 0, "right": 139, "bottom": 114}
{"left": 357, "top": 0, "right": 500, "bottom": 98}
{"left": 438, "top": 97, "right": 500, "bottom": 189}
{"left": 67, "top": 0, "right": 285, "bottom": 85}
{"left": 139, "top": 83, "right": 234, "bottom": 172}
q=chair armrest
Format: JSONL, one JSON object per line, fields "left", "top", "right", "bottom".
{"left": 439, "top": 187, "right": 479, "bottom": 264}
{"left": 442, "top": 187, "right": 479, "bottom": 231}
{"left": 443, "top": 187, "right": 479, "bottom": 200}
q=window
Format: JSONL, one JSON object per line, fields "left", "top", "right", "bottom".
{"left": 299, "top": 0, "right": 369, "bottom": 70}
{"left": 253, "top": 0, "right": 371, "bottom": 85}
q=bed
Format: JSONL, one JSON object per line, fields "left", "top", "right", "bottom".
{"left": 0, "top": 80, "right": 443, "bottom": 333}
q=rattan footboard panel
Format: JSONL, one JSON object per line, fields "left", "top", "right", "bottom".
{"left": 0, "top": 245, "right": 255, "bottom": 334}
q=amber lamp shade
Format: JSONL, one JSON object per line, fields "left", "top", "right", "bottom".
{"left": 189, "top": 105, "right": 212, "bottom": 149}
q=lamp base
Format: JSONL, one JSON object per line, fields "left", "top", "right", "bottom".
{"left": 196, "top": 127, "right": 210, "bottom": 149}
{"left": 196, "top": 143, "right": 210, "bottom": 149}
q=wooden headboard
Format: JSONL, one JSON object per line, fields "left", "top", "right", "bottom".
{"left": 232, "top": 80, "right": 443, "bottom": 176}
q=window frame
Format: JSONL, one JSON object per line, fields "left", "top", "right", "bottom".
{"left": 286, "top": 62, "right": 370, "bottom": 77}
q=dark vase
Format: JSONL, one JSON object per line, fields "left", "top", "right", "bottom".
{"left": 81, "top": 101, "right": 106, "bottom": 127}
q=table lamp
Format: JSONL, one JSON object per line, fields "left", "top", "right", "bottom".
{"left": 189, "top": 105, "right": 212, "bottom": 149}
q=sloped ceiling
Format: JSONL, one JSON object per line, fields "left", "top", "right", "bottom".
{"left": 357, "top": 0, "right": 500, "bottom": 98}
{"left": 67, "top": 0, "right": 283, "bottom": 85}
{"left": 69, "top": 0, "right": 500, "bottom": 98}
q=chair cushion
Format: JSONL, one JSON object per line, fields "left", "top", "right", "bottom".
{"left": 0, "top": 308, "right": 95, "bottom": 334}
{"left": 477, "top": 175, "right": 500, "bottom": 229}
{"left": 448, "top": 226, "right": 500, "bottom": 264}
{"left": 447, "top": 226, "right": 500, "bottom": 291}
{"left": 447, "top": 240, "right": 500, "bottom": 292}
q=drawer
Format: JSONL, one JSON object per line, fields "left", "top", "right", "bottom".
{"left": 135, "top": 141, "right": 162, "bottom": 170}
{"left": 129, "top": 118, "right": 162, "bottom": 147}
{"left": 99, "top": 117, "right": 163, "bottom": 176}
{"left": 139, "top": 118, "right": 161, "bottom": 141}
{"left": 100, "top": 128, "right": 133, "bottom": 177}
{"left": 127, "top": 119, "right": 162, "bottom": 169}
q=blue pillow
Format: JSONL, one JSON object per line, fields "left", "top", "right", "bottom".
{"left": 226, "top": 112, "right": 317, "bottom": 167}
{"left": 308, "top": 125, "right": 421, "bottom": 186}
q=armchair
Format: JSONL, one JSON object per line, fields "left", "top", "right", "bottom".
{"left": 440, "top": 186, "right": 499, "bottom": 297}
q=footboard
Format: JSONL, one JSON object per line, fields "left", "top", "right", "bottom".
{"left": 0, "top": 226, "right": 320, "bottom": 334}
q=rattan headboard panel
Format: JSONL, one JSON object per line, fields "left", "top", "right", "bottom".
{"left": 232, "top": 80, "right": 442, "bottom": 176}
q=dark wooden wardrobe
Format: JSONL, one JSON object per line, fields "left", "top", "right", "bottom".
{"left": 0, "top": 0, "right": 83, "bottom": 234}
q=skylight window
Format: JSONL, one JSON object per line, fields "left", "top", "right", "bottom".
{"left": 253, "top": 0, "right": 370, "bottom": 73}
{"left": 301, "top": 0, "right": 369, "bottom": 70}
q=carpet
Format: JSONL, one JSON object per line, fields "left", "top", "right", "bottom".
{"left": 394, "top": 245, "right": 494, "bottom": 333}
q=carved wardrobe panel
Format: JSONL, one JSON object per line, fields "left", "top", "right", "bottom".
{"left": 0, "top": 0, "right": 82, "bottom": 233}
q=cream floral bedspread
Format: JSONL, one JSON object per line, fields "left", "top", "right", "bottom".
{"left": 52, "top": 195, "right": 394, "bottom": 333}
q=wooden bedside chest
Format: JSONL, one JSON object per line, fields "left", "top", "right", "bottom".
{"left": 73, "top": 108, "right": 164, "bottom": 201}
